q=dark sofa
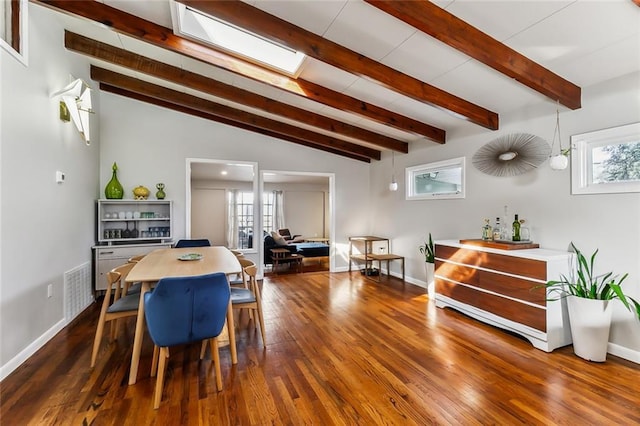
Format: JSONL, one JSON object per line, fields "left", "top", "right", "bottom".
{"left": 264, "top": 234, "right": 297, "bottom": 264}
{"left": 264, "top": 235, "right": 330, "bottom": 265}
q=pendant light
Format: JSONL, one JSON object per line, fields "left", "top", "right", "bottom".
{"left": 549, "top": 100, "right": 569, "bottom": 170}
{"left": 389, "top": 151, "right": 398, "bottom": 191}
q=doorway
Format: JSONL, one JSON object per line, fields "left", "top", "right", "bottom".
{"left": 261, "top": 170, "right": 335, "bottom": 275}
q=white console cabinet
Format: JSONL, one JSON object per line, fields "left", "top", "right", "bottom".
{"left": 434, "top": 240, "right": 573, "bottom": 352}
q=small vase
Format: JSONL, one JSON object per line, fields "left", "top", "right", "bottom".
{"left": 155, "top": 183, "right": 166, "bottom": 200}
{"left": 104, "top": 162, "right": 124, "bottom": 199}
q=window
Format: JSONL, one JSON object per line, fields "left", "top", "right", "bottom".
{"left": 262, "top": 191, "right": 275, "bottom": 234}
{"left": 406, "top": 157, "right": 466, "bottom": 200}
{"left": 233, "top": 191, "right": 254, "bottom": 249}
{"left": 170, "top": 1, "right": 306, "bottom": 77}
{"left": 1, "top": 0, "right": 27, "bottom": 64}
{"left": 571, "top": 122, "right": 640, "bottom": 195}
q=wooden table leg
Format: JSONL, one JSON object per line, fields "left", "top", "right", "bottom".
{"left": 128, "top": 281, "right": 150, "bottom": 385}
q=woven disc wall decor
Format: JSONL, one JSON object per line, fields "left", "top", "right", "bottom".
{"left": 472, "top": 133, "right": 551, "bottom": 177}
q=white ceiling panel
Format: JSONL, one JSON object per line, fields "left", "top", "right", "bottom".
{"left": 246, "top": 0, "right": 348, "bottom": 36}
{"left": 102, "top": 0, "right": 172, "bottom": 27}
{"left": 297, "top": 59, "right": 359, "bottom": 92}
{"left": 381, "top": 31, "right": 471, "bottom": 83}
{"left": 322, "top": 0, "right": 416, "bottom": 61}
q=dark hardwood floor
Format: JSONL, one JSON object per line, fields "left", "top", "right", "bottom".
{"left": 1, "top": 271, "right": 639, "bottom": 425}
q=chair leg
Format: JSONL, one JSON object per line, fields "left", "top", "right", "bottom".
{"left": 154, "top": 347, "right": 169, "bottom": 409}
{"left": 151, "top": 345, "right": 159, "bottom": 377}
{"left": 255, "top": 305, "right": 267, "bottom": 348}
{"left": 90, "top": 296, "right": 111, "bottom": 368}
{"left": 211, "top": 338, "right": 223, "bottom": 391}
{"left": 226, "top": 301, "right": 237, "bottom": 364}
{"left": 199, "top": 340, "right": 208, "bottom": 360}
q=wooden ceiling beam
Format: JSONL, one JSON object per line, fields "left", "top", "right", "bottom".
{"left": 365, "top": 0, "right": 582, "bottom": 110}
{"left": 99, "top": 84, "right": 372, "bottom": 162}
{"left": 33, "top": 0, "right": 445, "bottom": 143}
{"left": 178, "top": 0, "right": 498, "bottom": 130}
{"left": 65, "top": 31, "right": 407, "bottom": 153}
{"left": 90, "top": 66, "right": 381, "bottom": 161}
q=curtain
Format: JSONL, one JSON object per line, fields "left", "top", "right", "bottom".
{"left": 226, "top": 189, "right": 239, "bottom": 248}
{"left": 273, "top": 190, "right": 285, "bottom": 231}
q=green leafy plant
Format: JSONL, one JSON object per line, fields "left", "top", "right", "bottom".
{"left": 419, "top": 233, "right": 435, "bottom": 264}
{"left": 544, "top": 243, "right": 640, "bottom": 319}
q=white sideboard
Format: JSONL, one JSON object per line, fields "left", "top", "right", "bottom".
{"left": 434, "top": 240, "right": 573, "bottom": 352}
{"left": 93, "top": 243, "right": 171, "bottom": 291}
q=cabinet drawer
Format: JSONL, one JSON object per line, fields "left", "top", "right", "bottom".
{"left": 435, "top": 260, "right": 546, "bottom": 307}
{"left": 436, "top": 279, "right": 546, "bottom": 332}
{"left": 435, "top": 245, "right": 546, "bottom": 280}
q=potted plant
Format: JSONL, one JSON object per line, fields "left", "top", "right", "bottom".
{"left": 544, "top": 243, "right": 640, "bottom": 362}
{"left": 419, "top": 233, "right": 435, "bottom": 298}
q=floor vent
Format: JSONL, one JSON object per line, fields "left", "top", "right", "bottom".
{"left": 64, "top": 261, "right": 93, "bottom": 323}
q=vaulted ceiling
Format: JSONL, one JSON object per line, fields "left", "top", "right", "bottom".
{"left": 34, "top": 0, "right": 640, "bottom": 162}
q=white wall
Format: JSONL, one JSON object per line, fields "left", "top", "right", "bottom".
{"left": 0, "top": 4, "right": 100, "bottom": 378}
{"left": 98, "top": 93, "right": 371, "bottom": 271}
{"left": 369, "top": 71, "right": 640, "bottom": 359}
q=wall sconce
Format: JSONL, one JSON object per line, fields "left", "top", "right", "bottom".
{"left": 389, "top": 151, "right": 398, "bottom": 191}
{"left": 51, "top": 77, "right": 93, "bottom": 145}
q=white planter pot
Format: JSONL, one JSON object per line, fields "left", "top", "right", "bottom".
{"left": 567, "top": 296, "right": 612, "bottom": 362}
{"left": 549, "top": 154, "right": 569, "bottom": 170}
{"left": 425, "top": 262, "right": 435, "bottom": 299}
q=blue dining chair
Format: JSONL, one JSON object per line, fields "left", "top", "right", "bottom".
{"left": 174, "top": 238, "right": 211, "bottom": 248}
{"left": 144, "top": 272, "right": 230, "bottom": 409}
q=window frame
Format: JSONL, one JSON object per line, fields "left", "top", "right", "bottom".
{"left": 570, "top": 122, "right": 640, "bottom": 195}
{"left": 405, "top": 157, "right": 466, "bottom": 201}
{"left": 0, "top": 0, "right": 28, "bottom": 65}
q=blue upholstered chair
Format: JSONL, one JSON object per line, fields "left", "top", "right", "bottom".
{"left": 174, "top": 238, "right": 211, "bottom": 248}
{"left": 144, "top": 272, "right": 230, "bottom": 409}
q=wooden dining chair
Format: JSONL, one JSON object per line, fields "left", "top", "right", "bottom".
{"left": 228, "top": 257, "right": 255, "bottom": 288}
{"left": 237, "top": 265, "right": 266, "bottom": 346}
{"left": 91, "top": 265, "right": 141, "bottom": 368}
{"left": 128, "top": 254, "right": 146, "bottom": 263}
{"left": 145, "top": 272, "right": 230, "bottom": 409}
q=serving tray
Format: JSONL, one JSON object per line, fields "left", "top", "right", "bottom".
{"left": 459, "top": 239, "right": 540, "bottom": 250}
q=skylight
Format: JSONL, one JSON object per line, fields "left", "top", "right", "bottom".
{"left": 170, "top": 1, "right": 306, "bottom": 77}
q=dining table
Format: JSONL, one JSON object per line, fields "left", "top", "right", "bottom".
{"left": 125, "top": 246, "right": 242, "bottom": 385}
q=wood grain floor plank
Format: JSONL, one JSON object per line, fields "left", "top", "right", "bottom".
{"left": 2, "top": 271, "right": 639, "bottom": 424}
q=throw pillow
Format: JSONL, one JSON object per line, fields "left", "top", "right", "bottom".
{"left": 271, "top": 231, "right": 287, "bottom": 246}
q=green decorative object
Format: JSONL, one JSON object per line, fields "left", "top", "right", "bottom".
{"left": 104, "top": 162, "right": 124, "bottom": 199}
{"left": 155, "top": 183, "right": 166, "bottom": 200}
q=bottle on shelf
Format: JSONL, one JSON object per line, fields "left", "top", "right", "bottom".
{"left": 512, "top": 214, "right": 521, "bottom": 241}
{"left": 492, "top": 217, "right": 501, "bottom": 241}
{"left": 501, "top": 205, "right": 510, "bottom": 240}
{"left": 482, "top": 218, "right": 492, "bottom": 241}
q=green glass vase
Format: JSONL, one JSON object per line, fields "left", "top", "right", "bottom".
{"left": 105, "top": 162, "right": 124, "bottom": 199}
{"left": 155, "top": 183, "right": 166, "bottom": 200}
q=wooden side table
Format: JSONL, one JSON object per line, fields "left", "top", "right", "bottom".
{"left": 270, "top": 248, "right": 304, "bottom": 274}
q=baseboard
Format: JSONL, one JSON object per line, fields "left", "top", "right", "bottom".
{"left": 608, "top": 342, "right": 640, "bottom": 364}
{"left": 0, "top": 318, "right": 66, "bottom": 381}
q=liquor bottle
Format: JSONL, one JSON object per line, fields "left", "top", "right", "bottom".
{"left": 512, "top": 214, "right": 521, "bottom": 241}
{"left": 492, "top": 217, "right": 501, "bottom": 241}
{"left": 501, "top": 205, "right": 510, "bottom": 240}
{"left": 482, "top": 218, "right": 492, "bottom": 241}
